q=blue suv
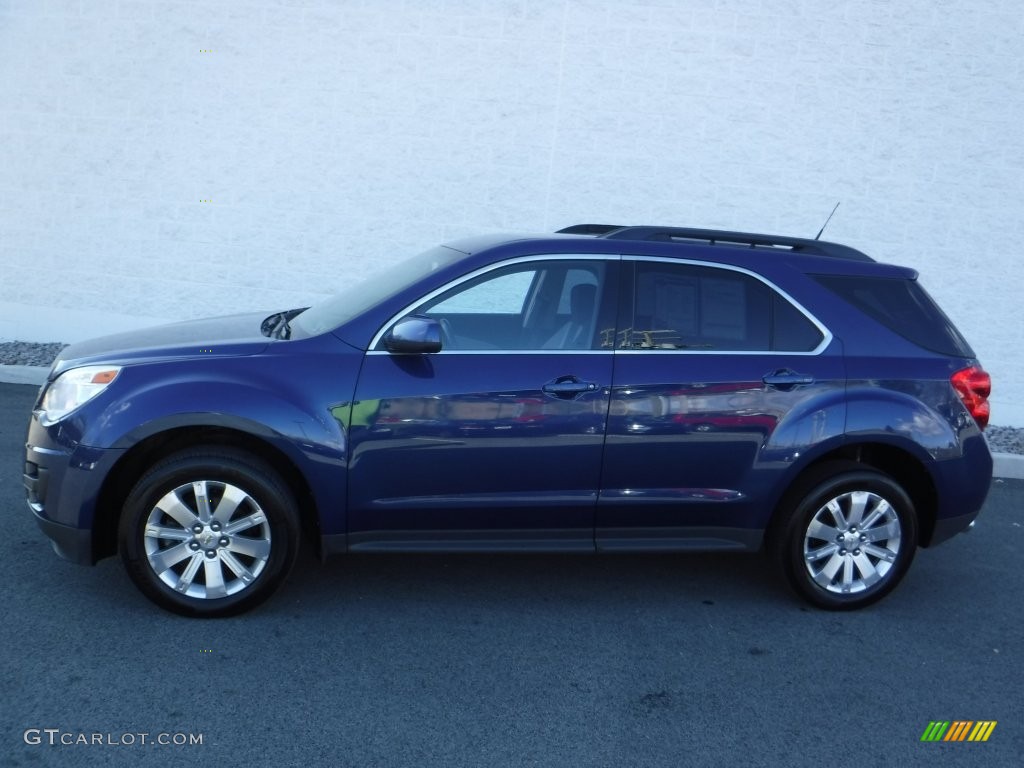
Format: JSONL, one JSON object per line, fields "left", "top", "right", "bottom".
{"left": 24, "top": 225, "right": 993, "bottom": 616}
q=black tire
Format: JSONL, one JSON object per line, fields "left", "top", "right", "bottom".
{"left": 771, "top": 463, "right": 918, "bottom": 610}
{"left": 119, "top": 447, "right": 300, "bottom": 617}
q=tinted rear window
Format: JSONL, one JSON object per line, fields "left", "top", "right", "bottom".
{"left": 631, "top": 262, "right": 823, "bottom": 351}
{"left": 814, "top": 275, "right": 974, "bottom": 357}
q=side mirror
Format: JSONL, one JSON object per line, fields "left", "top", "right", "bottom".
{"left": 384, "top": 315, "right": 442, "bottom": 354}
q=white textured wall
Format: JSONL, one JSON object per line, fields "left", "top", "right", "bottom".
{"left": 1, "top": 0, "right": 1022, "bottom": 425}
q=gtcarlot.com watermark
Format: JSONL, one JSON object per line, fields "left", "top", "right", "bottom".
{"left": 24, "top": 729, "right": 203, "bottom": 747}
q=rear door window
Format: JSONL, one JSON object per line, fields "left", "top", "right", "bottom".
{"left": 624, "top": 261, "right": 824, "bottom": 352}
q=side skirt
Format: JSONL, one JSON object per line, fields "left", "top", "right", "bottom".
{"left": 321, "top": 526, "right": 763, "bottom": 556}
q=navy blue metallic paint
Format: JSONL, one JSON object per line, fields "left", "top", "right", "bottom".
{"left": 348, "top": 352, "right": 611, "bottom": 548}
{"left": 27, "top": 332, "right": 363, "bottom": 561}
{"left": 599, "top": 349, "right": 848, "bottom": 549}
{"left": 24, "top": 230, "right": 992, "bottom": 599}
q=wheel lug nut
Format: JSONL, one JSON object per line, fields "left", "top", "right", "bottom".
{"left": 219, "top": 537, "right": 229, "bottom": 547}
{"left": 192, "top": 524, "right": 203, "bottom": 534}
{"left": 854, "top": 549, "right": 861, "bottom": 555}
{"left": 205, "top": 549, "right": 217, "bottom": 558}
{"left": 860, "top": 535, "right": 867, "bottom": 542}
{"left": 211, "top": 522, "right": 221, "bottom": 531}
{"left": 839, "top": 548, "right": 847, "bottom": 555}
{"left": 189, "top": 542, "right": 200, "bottom": 551}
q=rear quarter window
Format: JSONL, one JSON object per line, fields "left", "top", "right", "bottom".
{"left": 813, "top": 274, "right": 974, "bottom": 357}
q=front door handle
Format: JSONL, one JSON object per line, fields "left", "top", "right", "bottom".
{"left": 763, "top": 369, "right": 815, "bottom": 389}
{"left": 543, "top": 375, "right": 598, "bottom": 399}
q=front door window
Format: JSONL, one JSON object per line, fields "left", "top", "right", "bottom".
{"left": 399, "top": 259, "right": 611, "bottom": 351}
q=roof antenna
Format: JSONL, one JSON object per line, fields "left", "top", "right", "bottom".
{"left": 814, "top": 202, "right": 840, "bottom": 240}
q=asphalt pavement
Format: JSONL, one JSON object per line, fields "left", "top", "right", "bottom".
{"left": 1, "top": 381, "right": 1020, "bottom": 767}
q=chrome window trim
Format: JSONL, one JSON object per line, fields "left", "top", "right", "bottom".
{"left": 612, "top": 348, "right": 826, "bottom": 356}
{"left": 367, "top": 253, "right": 832, "bottom": 356}
{"left": 617, "top": 255, "right": 832, "bottom": 356}
{"left": 373, "top": 349, "right": 612, "bottom": 356}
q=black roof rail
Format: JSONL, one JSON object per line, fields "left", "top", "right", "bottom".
{"left": 555, "top": 224, "right": 874, "bottom": 262}
{"left": 555, "top": 223, "right": 625, "bottom": 235}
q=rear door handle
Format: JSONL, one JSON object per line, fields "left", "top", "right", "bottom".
{"left": 762, "top": 369, "right": 815, "bottom": 389}
{"left": 542, "top": 375, "right": 598, "bottom": 399}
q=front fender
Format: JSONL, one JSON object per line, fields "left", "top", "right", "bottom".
{"left": 69, "top": 355, "right": 357, "bottom": 537}
{"left": 84, "top": 369, "right": 344, "bottom": 454}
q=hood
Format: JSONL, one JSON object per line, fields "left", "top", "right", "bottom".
{"left": 51, "top": 311, "right": 274, "bottom": 378}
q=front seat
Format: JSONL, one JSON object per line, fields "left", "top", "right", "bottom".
{"left": 542, "top": 283, "right": 597, "bottom": 349}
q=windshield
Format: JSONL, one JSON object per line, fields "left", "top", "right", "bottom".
{"left": 291, "top": 245, "right": 465, "bottom": 337}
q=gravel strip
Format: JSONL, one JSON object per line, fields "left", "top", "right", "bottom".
{"left": 984, "top": 425, "right": 1024, "bottom": 455}
{"left": 0, "top": 341, "right": 66, "bottom": 367}
{"left": 2, "top": 340, "right": 1022, "bottom": 453}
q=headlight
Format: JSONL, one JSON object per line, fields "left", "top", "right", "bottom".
{"left": 39, "top": 366, "right": 122, "bottom": 425}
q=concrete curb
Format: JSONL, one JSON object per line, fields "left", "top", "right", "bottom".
{"left": 0, "top": 365, "right": 48, "bottom": 386}
{"left": 0, "top": 364, "right": 1021, "bottom": 478}
{"left": 993, "top": 453, "right": 1024, "bottom": 480}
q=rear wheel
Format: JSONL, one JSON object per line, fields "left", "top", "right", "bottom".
{"left": 119, "top": 448, "right": 300, "bottom": 617}
{"left": 772, "top": 465, "right": 918, "bottom": 610}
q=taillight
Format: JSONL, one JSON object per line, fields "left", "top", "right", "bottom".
{"left": 951, "top": 366, "right": 991, "bottom": 429}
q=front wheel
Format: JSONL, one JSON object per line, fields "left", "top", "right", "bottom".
{"left": 772, "top": 467, "right": 918, "bottom": 610}
{"left": 119, "top": 448, "right": 300, "bottom": 617}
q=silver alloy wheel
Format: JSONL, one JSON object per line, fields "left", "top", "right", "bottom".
{"left": 142, "top": 480, "right": 271, "bottom": 599}
{"left": 802, "top": 490, "right": 902, "bottom": 595}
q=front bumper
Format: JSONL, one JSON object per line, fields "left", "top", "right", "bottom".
{"left": 25, "top": 416, "right": 124, "bottom": 566}
{"left": 30, "top": 511, "right": 95, "bottom": 565}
